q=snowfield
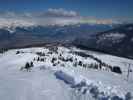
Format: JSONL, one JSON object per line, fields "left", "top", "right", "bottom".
{"left": 0, "top": 46, "right": 133, "bottom": 100}
{"left": 97, "top": 33, "right": 126, "bottom": 44}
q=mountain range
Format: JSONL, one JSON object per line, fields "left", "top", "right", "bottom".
{"left": 73, "top": 24, "right": 133, "bottom": 59}
{"left": 0, "top": 23, "right": 113, "bottom": 48}
{"left": 0, "top": 22, "right": 133, "bottom": 59}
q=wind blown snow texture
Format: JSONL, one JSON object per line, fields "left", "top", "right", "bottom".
{"left": 0, "top": 46, "right": 133, "bottom": 100}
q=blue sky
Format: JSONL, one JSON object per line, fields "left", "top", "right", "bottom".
{"left": 0, "top": 0, "right": 132, "bottom": 23}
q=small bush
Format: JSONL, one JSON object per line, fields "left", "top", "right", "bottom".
{"left": 16, "top": 51, "right": 20, "bottom": 54}
{"left": 112, "top": 66, "right": 122, "bottom": 74}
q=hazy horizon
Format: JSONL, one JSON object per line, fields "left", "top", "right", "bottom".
{"left": 0, "top": 0, "right": 132, "bottom": 25}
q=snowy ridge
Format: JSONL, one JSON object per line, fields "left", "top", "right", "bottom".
{"left": 0, "top": 18, "right": 35, "bottom": 28}
{"left": 0, "top": 18, "right": 36, "bottom": 33}
{"left": 0, "top": 46, "right": 133, "bottom": 100}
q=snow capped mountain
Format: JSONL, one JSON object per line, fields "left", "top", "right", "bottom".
{"left": 0, "top": 18, "right": 114, "bottom": 35}
{"left": 73, "top": 24, "right": 133, "bottom": 59}
{"left": 0, "top": 18, "right": 35, "bottom": 28}
{"left": 0, "top": 22, "right": 113, "bottom": 49}
{"left": 96, "top": 24, "right": 133, "bottom": 57}
{"left": 0, "top": 18, "right": 36, "bottom": 34}
{"left": 97, "top": 24, "right": 133, "bottom": 43}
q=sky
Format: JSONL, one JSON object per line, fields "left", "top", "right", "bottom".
{"left": 0, "top": 0, "right": 132, "bottom": 25}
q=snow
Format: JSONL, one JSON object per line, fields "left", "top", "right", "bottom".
{"left": 0, "top": 18, "right": 36, "bottom": 33}
{"left": 72, "top": 47, "right": 133, "bottom": 83}
{"left": 103, "top": 33, "right": 125, "bottom": 40}
{"left": 54, "top": 67, "right": 133, "bottom": 100}
{"left": 0, "top": 46, "right": 133, "bottom": 100}
{"left": 55, "top": 70, "right": 75, "bottom": 85}
{"left": 97, "top": 33, "right": 125, "bottom": 44}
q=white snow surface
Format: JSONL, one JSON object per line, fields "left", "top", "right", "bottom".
{"left": 102, "top": 33, "right": 125, "bottom": 40}
{"left": 0, "top": 18, "right": 36, "bottom": 33}
{"left": 98, "top": 33, "right": 125, "bottom": 44}
{"left": 0, "top": 46, "right": 133, "bottom": 100}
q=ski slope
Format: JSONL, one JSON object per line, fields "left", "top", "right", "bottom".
{"left": 0, "top": 46, "right": 133, "bottom": 100}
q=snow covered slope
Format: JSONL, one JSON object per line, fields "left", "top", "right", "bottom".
{"left": 0, "top": 46, "right": 133, "bottom": 100}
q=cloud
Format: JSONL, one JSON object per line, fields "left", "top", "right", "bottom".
{"left": 31, "top": 8, "right": 79, "bottom": 19}
{"left": 0, "top": 9, "right": 81, "bottom": 26}
{"left": 0, "top": 8, "right": 79, "bottom": 18}
{"left": 0, "top": 8, "right": 119, "bottom": 26}
{"left": 46, "top": 8, "right": 78, "bottom": 17}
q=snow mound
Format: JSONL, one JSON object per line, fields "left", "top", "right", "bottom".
{"left": 54, "top": 70, "right": 132, "bottom": 100}
{"left": 55, "top": 70, "right": 75, "bottom": 85}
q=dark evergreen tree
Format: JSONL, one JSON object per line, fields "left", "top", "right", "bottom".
{"left": 78, "top": 61, "right": 82, "bottom": 66}
{"left": 16, "top": 51, "right": 20, "bottom": 54}
{"left": 25, "top": 62, "right": 30, "bottom": 70}
{"left": 51, "top": 57, "right": 57, "bottom": 63}
{"left": 112, "top": 66, "right": 122, "bottom": 74}
{"left": 37, "top": 57, "right": 40, "bottom": 61}
{"left": 30, "top": 61, "right": 34, "bottom": 67}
